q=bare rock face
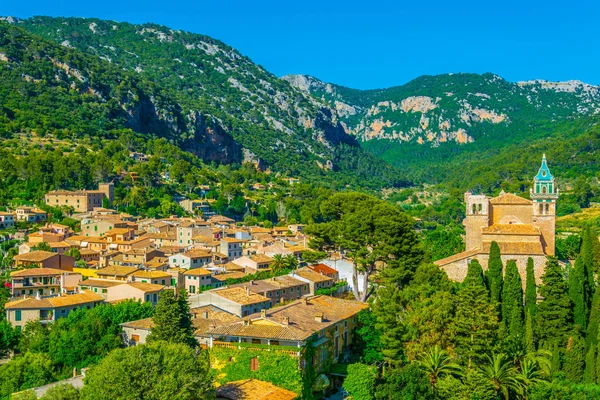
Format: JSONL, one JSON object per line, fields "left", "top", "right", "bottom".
{"left": 184, "top": 111, "right": 242, "bottom": 164}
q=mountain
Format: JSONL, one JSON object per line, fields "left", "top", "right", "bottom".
{"left": 284, "top": 73, "right": 600, "bottom": 189}
{"left": 0, "top": 16, "right": 405, "bottom": 189}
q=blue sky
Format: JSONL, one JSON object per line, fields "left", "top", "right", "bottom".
{"left": 4, "top": 0, "right": 600, "bottom": 89}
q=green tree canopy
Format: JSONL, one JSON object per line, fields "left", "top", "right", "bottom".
{"left": 80, "top": 341, "right": 214, "bottom": 400}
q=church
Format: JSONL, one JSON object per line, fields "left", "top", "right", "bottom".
{"left": 435, "top": 155, "right": 558, "bottom": 283}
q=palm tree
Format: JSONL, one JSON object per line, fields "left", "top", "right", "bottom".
{"left": 271, "top": 254, "right": 286, "bottom": 274}
{"left": 283, "top": 254, "right": 298, "bottom": 271}
{"left": 416, "top": 345, "right": 462, "bottom": 393}
{"left": 477, "top": 353, "right": 525, "bottom": 400}
{"left": 516, "top": 359, "right": 546, "bottom": 400}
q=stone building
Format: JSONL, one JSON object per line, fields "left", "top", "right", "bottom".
{"left": 44, "top": 183, "right": 114, "bottom": 213}
{"left": 435, "top": 155, "right": 558, "bottom": 283}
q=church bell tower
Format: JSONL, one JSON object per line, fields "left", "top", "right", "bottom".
{"left": 531, "top": 154, "right": 558, "bottom": 255}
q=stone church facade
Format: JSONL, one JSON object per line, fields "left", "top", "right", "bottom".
{"left": 435, "top": 155, "right": 558, "bottom": 283}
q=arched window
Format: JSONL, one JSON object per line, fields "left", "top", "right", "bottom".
{"left": 472, "top": 204, "right": 477, "bottom": 215}
{"left": 539, "top": 204, "right": 544, "bottom": 215}
{"left": 542, "top": 186, "right": 547, "bottom": 194}
{"left": 545, "top": 204, "right": 549, "bottom": 214}
{"left": 478, "top": 204, "right": 483, "bottom": 212}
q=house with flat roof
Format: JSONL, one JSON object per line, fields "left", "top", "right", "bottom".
{"left": 230, "top": 275, "right": 308, "bottom": 305}
{"left": 232, "top": 254, "right": 273, "bottom": 273}
{"left": 4, "top": 291, "right": 104, "bottom": 328}
{"left": 78, "top": 279, "right": 124, "bottom": 299}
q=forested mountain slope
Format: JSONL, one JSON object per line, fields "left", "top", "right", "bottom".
{"left": 0, "top": 17, "right": 405, "bottom": 189}
{"left": 285, "top": 73, "right": 600, "bottom": 190}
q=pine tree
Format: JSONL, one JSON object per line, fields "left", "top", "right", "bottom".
{"left": 536, "top": 257, "right": 573, "bottom": 348}
{"left": 586, "top": 288, "right": 600, "bottom": 349}
{"left": 597, "top": 346, "right": 600, "bottom": 384}
{"left": 454, "top": 285, "right": 499, "bottom": 367}
{"left": 525, "top": 257, "right": 537, "bottom": 317}
{"left": 525, "top": 310, "right": 535, "bottom": 353}
{"left": 486, "top": 241, "right": 503, "bottom": 315}
{"left": 147, "top": 289, "right": 197, "bottom": 348}
{"left": 584, "top": 344, "right": 597, "bottom": 384}
{"left": 563, "top": 332, "right": 586, "bottom": 383}
{"left": 502, "top": 260, "right": 524, "bottom": 340}
{"left": 464, "top": 259, "right": 486, "bottom": 288}
{"left": 569, "top": 256, "right": 589, "bottom": 330}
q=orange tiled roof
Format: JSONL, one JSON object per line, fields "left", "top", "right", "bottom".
{"left": 216, "top": 379, "right": 297, "bottom": 400}
{"left": 489, "top": 192, "right": 532, "bottom": 205}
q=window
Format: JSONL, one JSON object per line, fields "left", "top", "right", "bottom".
{"left": 250, "top": 357, "right": 259, "bottom": 371}
{"left": 15, "top": 310, "right": 21, "bottom": 322}
{"left": 252, "top": 338, "right": 261, "bottom": 344}
{"left": 131, "top": 334, "right": 140, "bottom": 343}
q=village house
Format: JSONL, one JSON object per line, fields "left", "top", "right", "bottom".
{"left": 78, "top": 279, "right": 125, "bottom": 299}
{"left": 13, "top": 251, "right": 75, "bottom": 271}
{"left": 293, "top": 267, "right": 335, "bottom": 295}
{"left": 10, "top": 268, "right": 82, "bottom": 297}
{"left": 0, "top": 212, "right": 15, "bottom": 229}
{"left": 168, "top": 249, "right": 213, "bottom": 270}
{"left": 307, "top": 263, "right": 340, "bottom": 281}
{"left": 44, "top": 183, "right": 114, "bottom": 213}
{"left": 95, "top": 266, "right": 138, "bottom": 281}
{"left": 120, "top": 304, "right": 240, "bottom": 347}
{"left": 207, "top": 295, "right": 368, "bottom": 364}
{"left": 183, "top": 268, "right": 213, "bottom": 294}
{"left": 81, "top": 218, "right": 129, "bottom": 237}
{"left": 231, "top": 275, "right": 309, "bottom": 305}
{"left": 130, "top": 270, "right": 172, "bottom": 287}
{"left": 177, "top": 222, "right": 213, "bottom": 247}
{"left": 232, "top": 254, "right": 273, "bottom": 273}
{"left": 105, "top": 282, "right": 164, "bottom": 305}
{"left": 219, "top": 238, "right": 244, "bottom": 260}
{"left": 193, "top": 287, "right": 272, "bottom": 317}
{"left": 4, "top": 291, "right": 104, "bottom": 329}
{"left": 15, "top": 207, "right": 47, "bottom": 223}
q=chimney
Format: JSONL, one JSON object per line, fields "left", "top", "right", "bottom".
{"left": 314, "top": 312, "right": 324, "bottom": 323}
{"left": 260, "top": 309, "right": 266, "bottom": 318}
{"left": 250, "top": 280, "right": 254, "bottom": 285}
{"left": 302, "top": 298, "right": 308, "bottom": 306}
{"left": 243, "top": 318, "right": 250, "bottom": 326}
{"left": 202, "top": 311, "right": 209, "bottom": 319}
{"left": 282, "top": 316, "right": 289, "bottom": 326}
{"left": 245, "top": 286, "right": 250, "bottom": 295}
{"left": 209, "top": 324, "right": 216, "bottom": 331}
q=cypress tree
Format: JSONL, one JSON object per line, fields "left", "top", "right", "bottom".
{"left": 147, "top": 289, "right": 197, "bottom": 348}
{"left": 586, "top": 288, "right": 600, "bottom": 349}
{"left": 486, "top": 241, "right": 503, "bottom": 315}
{"left": 502, "top": 260, "right": 524, "bottom": 338}
{"left": 584, "top": 344, "right": 597, "bottom": 384}
{"left": 536, "top": 257, "right": 573, "bottom": 348}
{"left": 454, "top": 284, "right": 499, "bottom": 367}
{"left": 581, "top": 226, "right": 596, "bottom": 302}
{"left": 551, "top": 344, "right": 562, "bottom": 377}
{"left": 563, "top": 332, "right": 586, "bottom": 383}
{"left": 569, "top": 256, "right": 589, "bottom": 330}
{"left": 525, "top": 310, "right": 535, "bottom": 353}
{"left": 373, "top": 286, "right": 405, "bottom": 365}
{"left": 525, "top": 257, "right": 538, "bottom": 317}
{"left": 597, "top": 346, "right": 600, "bottom": 384}
{"left": 464, "top": 259, "right": 486, "bottom": 288}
